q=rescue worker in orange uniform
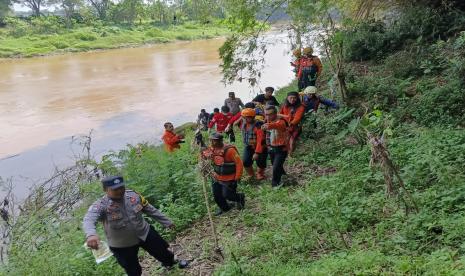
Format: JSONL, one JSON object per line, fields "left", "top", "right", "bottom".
{"left": 262, "top": 105, "right": 289, "bottom": 188}
{"left": 239, "top": 108, "right": 267, "bottom": 180}
{"left": 161, "top": 122, "right": 184, "bottom": 152}
{"left": 201, "top": 132, "right": 245, "bottom": 215}
{"left": 279, "top": 91, "right": 305, "bottom": 154}
{"left": 297, "top": 47, "right": 323, "bottom": 90}
{"left": 224, "top": 102, "right": 261, "bottom": 133}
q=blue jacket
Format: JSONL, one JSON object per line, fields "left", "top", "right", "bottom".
{"left": 303, "top": 95, "right": 339, "bottom": 113}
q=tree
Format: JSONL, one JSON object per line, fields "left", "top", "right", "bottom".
{"left": 219, "top": 0, "right": 396, "bottom": 102}
{"left": 0, "top": 0, "right": 11, "bottom": 24}
{"left": 110, "top": 0, "right": 144, "bottom": 24}
{"left": 87, "top": 0, "right": 110, "bottom": 20}
{"left": 15, "top": 0, "right": 46, "bottom": 16}
{"left": 148, "top": 0, "right": 171, "bottom": 24}
{"left": 61, "top": 0, "right": 82, "bottom": 20}
{"left": 49, "top": 0, "right": 82, "bottom": 25}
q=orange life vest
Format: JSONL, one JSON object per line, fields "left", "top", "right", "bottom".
{"left": 210, "top": 145, "right": 238, "bottom": 176}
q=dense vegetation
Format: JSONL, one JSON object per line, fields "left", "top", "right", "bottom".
{"left": 212, "top": 1, "right": 465, "bottom": 274}
{"left": 0, "top": 136, "right": 209, "bottom": 275}
{"left": 1, "top": 0, "right": 465, "bottom": 275}
{"left": 0, "top": 1, "right": 231, "bottom": 58}
{"left": 0, "top": 18, "right": 229, "bottom": 58}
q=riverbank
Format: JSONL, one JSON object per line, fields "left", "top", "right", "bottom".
{"left": 2, "top": 68, "right": 465, "bottom": 274}
{"left": 0, "top": 21, "right": 230, "bottom": 59}
{"left": 2, "top": 2, "right": 465, "bottom": 274}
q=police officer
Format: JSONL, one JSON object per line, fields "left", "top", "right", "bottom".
{"left": 201, "top": 133, "right": 245, "bottom": 215}
{"left": 83, "top": 176, "right": 187, "bottom": 275}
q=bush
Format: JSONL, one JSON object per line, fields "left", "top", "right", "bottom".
{"left": 388, "top": 6, "right": 465, "bottom": 45}
{"left": 408, "top": 79, "right": 465, "bottom": 126}
{"left": 392, "top": 33, "right": 465, "bottom": 127}
{"left": 4, "top": 17, "right": 30, "bottom": 37}
{"left": 175, "top": 34, "right": 193, "bottom": 40}
{"left": 383, "top": 49, "right": 423, "bottom": 79}
{"left": 183, "top": 22, "right": 199, "bottom": 29}
{"left": 348, "top": 72, "right": 412, "bottom": 111}
{"left": 342, "top": 6, "right": 465, "bottom": 62}
{"left": 50, "top": 40, "right": 70, "bottom": 49}
{"left": 343, "top": 20, "right": 390, "bottom": 61}
{"left": 30, "top": 16, "right": 66, "bottom": 34}
{"left": 73, "top": 31, "right": 98, "bottom": 41}
{"left": 145, "top": 27, "right": 163, "bottom": 37}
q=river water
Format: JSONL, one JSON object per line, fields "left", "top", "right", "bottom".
{"left": 0, "top": 32, "right": 295, "bottom": 198}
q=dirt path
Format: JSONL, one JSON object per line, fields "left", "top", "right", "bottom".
{"left": 140, "top": 161, "right": 335, "bottom": 275}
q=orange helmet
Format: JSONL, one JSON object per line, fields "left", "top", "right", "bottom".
{"left": 241, "top": 108, "right": 256, "bottom": 117}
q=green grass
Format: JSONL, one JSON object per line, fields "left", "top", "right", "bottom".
{"left": 0, "top": 129, "right": 209, "bottom": 275}
{"left": 207, "top": 81, "right": 465, "bottom": 275}
{"left": 2, "top": 83, "right": 464, "bottom": 275}
{"left": 0, "top": 22, "right": 229, "bottom": 58}
{"left": 2, "top": 14, "right": 465, "bottom": 275}
{"left": 204, "top": 27, "right": 465, "bottom": 273}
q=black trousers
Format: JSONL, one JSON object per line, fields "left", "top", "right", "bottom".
{"left": 110, "top": 226, "right": 175, "bottom": 276}
{"left": 298, "top": 67, "right": 318, "bottom": 90}
{"left": 212, "top": 180, "right": 243, "bottom": 211}
{"left": 226, "top": 128, "right": 236, "bottom": 143}
{"left": 269, "top": 146, "right": 288, "bottom": 186}
{"left": 242, "top": 145, "right": 267, "bottom": 168}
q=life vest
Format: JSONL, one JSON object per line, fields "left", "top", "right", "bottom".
{"left": 284, "top": 104, "right": 304, "bottom": 124}
{"left": 241, "top": 120, "right": 264, "bottom": 147}
{"left": 211, "top": 145, "right": 238, "bottom": 176}
{"left": 255, "top": 105, "right": 265, "bottom": 122}
{"left": 298, "top": 56, "right": 319, "bottom": 79}
{"left": 265, "top": 119, "right": 289, "bottom": 147}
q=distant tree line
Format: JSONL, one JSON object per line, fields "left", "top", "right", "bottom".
{"left": 0, "top": 0, "right": 228, "bottom": 26}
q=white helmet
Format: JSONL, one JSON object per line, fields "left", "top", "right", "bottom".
{"left": 304, "top": 86, "right": 317, "bottom": 94}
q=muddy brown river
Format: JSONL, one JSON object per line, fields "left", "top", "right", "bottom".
{"left": 0, "top": 33, "right": 295, "bottom": 197}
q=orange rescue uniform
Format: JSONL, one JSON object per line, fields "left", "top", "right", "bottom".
{"left": 162, "top": 130, "right": 182, "bottom": 152}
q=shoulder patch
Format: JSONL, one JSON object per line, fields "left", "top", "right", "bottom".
{"left": 134, "top": 191, "right": 149, "bottom": 206}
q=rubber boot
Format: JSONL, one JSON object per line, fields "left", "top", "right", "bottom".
{"left": 256, "top": 168, "right": 266, "bottom": 180}
{"left": 245, "top": 166, "right": 255, "bottom": 178}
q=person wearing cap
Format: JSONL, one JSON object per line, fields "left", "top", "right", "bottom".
{"left": 224, "top": 92, "right": 244, "bottom": 115}
{"left": 252, "top": 87, "right": 280, "bottom": 107}
{"left": 301, "top": 86, "right": 339, "bottom": 113}
{"left": 279, "top": 91, "right": 306, "bottom": 154}
{"left": 238, "top": 108, "right": 267, "bottom": 180}
{"left": 261, "top": 105, "right": 289, "bottom": 188}
{"left": 162, "top": 122, "right": 184, "bottom": 153}
{"left": 201, "top": 132, "right": 245, "bottom": 215}
{"left": 82, "top": 176, "right": 188, "bottom": 275}
{"left": 297, "top": 47, "right": 323, "bottom": 90}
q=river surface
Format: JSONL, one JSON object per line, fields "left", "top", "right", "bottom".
{"left": 0, "top": 32, "right": 295, "bottom": 198}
